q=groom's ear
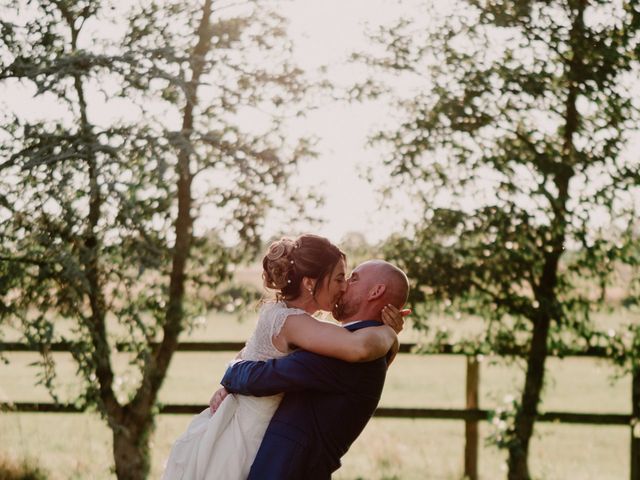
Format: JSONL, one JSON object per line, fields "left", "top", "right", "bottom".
{"left": 368, "top": 284, "right": 386, "bottom": 300}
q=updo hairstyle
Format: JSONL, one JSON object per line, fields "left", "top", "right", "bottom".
{"left": 262, "top": 234, "right": 346, "bottom": 301}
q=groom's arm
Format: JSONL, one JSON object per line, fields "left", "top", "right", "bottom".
{"left": 221, "top": 350, "right": 367, "bottom": 397}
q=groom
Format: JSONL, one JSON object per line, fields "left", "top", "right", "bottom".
{"left": 221, "top": 260, "right": 410, "bottom": 479}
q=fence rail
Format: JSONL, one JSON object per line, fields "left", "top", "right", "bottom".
{"left": 1, "top": 341, "right": 637, "bottom": 480}
{"left": 1, "top": 402, "right": 631, "bottom": 425}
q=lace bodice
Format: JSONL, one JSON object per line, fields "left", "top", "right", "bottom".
{"left": 241, "top": 301, "right": 305, "bottom": 361}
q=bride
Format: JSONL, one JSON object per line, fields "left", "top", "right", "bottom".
{"left": 161, "top": 234, "right": 403, "bottom": 479}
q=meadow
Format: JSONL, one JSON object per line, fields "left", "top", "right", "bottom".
{"left": 0, "top": 308, "right": 635, "bottom": 479}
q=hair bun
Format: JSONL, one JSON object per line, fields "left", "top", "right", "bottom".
{"left": 266, "top": 241, "right": 287, "bottom": 261}
{"left": 263, "top": 238, "right": 297, "bottom": 289}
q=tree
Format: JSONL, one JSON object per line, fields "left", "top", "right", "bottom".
{"left": 0, "top": 0, "right": 313, "bottom": 478}
{"left": 340, "top": 231, "right": 381, "bottom": 266}
{"left": 353, "top": 1, "right": 640, "bottom": 478}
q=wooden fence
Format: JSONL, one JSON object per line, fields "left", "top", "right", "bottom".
{"left": 1, "top": 341, "right": 638, "bottom": 480}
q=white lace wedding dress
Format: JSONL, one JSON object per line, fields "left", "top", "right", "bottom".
{"left": 161, "top": 302, "right": 304, "bottom": 480}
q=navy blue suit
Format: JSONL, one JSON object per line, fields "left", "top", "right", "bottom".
{"left": 220, "top": 320, "right": 388, "bottom": 480}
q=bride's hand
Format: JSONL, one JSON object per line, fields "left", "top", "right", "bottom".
{"left": 381, "top": 304, "right": 411, "bottom": 334}
{"left": 209, "top": 386, "right": 229, "bottom": 414}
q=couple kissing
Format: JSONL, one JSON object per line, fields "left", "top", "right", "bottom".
{"left": 162, "top": 233, "right": 410, "bottom": 480}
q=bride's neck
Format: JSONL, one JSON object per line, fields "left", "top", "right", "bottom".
{"left": 285, "top": 296, "right": 318, "bottom": 315}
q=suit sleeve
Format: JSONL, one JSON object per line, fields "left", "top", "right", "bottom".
{"left": 221, "top": 350, "right": 353, "bottom": 397}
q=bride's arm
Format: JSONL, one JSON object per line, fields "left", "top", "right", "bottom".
{"left": 275, "top": 314, "right": 396, "bottom": 362}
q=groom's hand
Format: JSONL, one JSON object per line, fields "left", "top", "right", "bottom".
{"left": 209, "top": 386, "right": 229, "bottom": 414}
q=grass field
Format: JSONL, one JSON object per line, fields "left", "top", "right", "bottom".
{"left": 0, "top": 309, "right": 636, "bottom": 479}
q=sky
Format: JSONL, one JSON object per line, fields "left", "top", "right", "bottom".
{"left": 265, "top": 0, "right": 460, "bottom": 245}
{"left": 264, "top": 0, "right": 422, "bottom": 244}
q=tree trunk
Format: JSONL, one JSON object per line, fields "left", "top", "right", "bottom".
{"left": 116, "top": 5, "right": 213, "bottom": 479}
{"left": 132, "top": 0, "right": 212, "bottom": 411}
{"left": 507, "top": 311, "right": 551, "bottom": 480}
{"left": 112, "top": 417, "right": 154, "bottom": 480}
{"left": 507, "top": 0, "right": 586, "bottom": 476}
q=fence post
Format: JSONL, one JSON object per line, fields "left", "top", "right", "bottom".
{"left": 632, "top": 367, "right": 640, "bottom": 480}
{"left": 465, "top": 355, "right": 479, "bottom": 480}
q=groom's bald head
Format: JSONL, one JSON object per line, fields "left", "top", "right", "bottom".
{"left": 362, "top": 260, "right": 409, "bottom": 307}
{"left": 334, "top": 260, "right": 409, "bottom": 322}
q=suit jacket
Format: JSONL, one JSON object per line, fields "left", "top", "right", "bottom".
{"left": 220, "top": 320, "right": 388, "bottom": 480}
